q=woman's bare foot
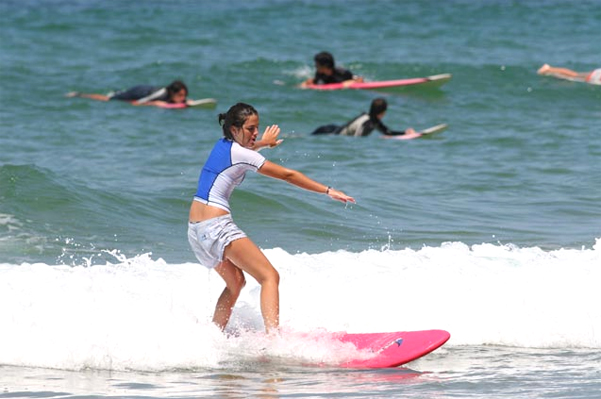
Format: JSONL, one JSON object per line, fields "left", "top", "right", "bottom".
{"left": 537, "top": 64, "right": 551, "bottom": 75}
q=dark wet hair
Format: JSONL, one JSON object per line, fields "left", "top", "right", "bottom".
{"left": 218, "top": 103, "right": 258, "bottom": 140}
{"left": 166, "top": 80, "right": 188, "bottom": 97}
{"left": 369, "top": 98, "right": 388, "bottom": 119}
{"left": 314, "top": 51, "right": 335, "bottom": 69}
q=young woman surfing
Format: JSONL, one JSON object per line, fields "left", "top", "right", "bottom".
{"left": 188, "top": 103, "right": 355, "bottom": 333}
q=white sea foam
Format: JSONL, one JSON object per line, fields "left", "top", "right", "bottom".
{"left": 286, "top": 65, "right": 313, "bottom": 80}
{"left": 1, "top": 239, "right": 599, "bottom": 371}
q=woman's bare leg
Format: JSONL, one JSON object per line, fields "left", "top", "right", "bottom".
{"left": 213, "top": 259, "right": 246, "bottom": 330}
{"left": 537, "top": 64, "right": 582, "bottom": 78}
{"left": 65, "top": 92, "right": 111, "bottom": 101}
{"left": 223, "top": 237, "right": 280, "bottom": 332}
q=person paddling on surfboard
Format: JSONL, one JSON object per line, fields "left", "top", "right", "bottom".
{"left": 65, "top": 80, "right": 194, "bottom": 107}
{"left": 188, "top": 103, "right": 355, "bottom": 334}
{"left": 300, "top": 51, "right": 363, "bottom": 88}
{"left": 311, "top": 98, "right": 417, "bottom": 137}
{"left": 537, "top": 64, "right": 601, "bottom": 85}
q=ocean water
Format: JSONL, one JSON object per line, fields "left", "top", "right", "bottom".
{"left": 1, "top": 0, "right": 600, "bottom": 398}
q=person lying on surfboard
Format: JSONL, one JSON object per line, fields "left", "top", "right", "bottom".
{"left": 537, "top": 64, "right": 601, "bottom": 85}
{"left": 188, "top": 103, "right": 355, "bottom": 334}
{"left": 311, "top": 98, "right": 417, "bottom": 137}
{"left": 65, "top": 80, "right": 193, "bottom": 107}
{"left": 300, "top": 51, "right": 363, "bottom": 88}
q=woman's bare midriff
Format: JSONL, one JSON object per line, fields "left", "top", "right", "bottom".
{"left": 189, "top": 200, "right": 229, "bottom": 223}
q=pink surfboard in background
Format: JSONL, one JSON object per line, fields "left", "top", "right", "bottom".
{"left": 303, "top": 73, "right": 452, "bottom": 93}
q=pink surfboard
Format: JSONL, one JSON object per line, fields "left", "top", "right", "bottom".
{"left": 335, "top": 329, "right": 450, "bottom": 368}
{"left": 303, "top": 74, "right": 451, "bottom": 93}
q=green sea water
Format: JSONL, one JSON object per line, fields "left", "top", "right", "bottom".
{"left": 2, "top": 0, "right": 600, "bottom": 265}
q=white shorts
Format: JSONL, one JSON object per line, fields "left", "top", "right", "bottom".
{"left": 188, "top": 214, "right": 247, "bottom": 269}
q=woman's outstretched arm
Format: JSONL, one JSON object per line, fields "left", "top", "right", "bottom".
{"left": 258, "top": 161, "right": 355, "bottom": 204}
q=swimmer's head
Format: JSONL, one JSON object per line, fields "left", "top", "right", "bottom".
{"left": 314, "top": 51, "right": 335, "bottom": 75}
{"left": 218, "top": 103, "right": 259, "bottom": 141}
{"left": 166, "top": 80, "right": 188, "bottom": 103}
{"left": 369, "top": 98, "right": 388, "bottom": 119}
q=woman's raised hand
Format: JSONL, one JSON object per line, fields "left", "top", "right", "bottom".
{"left": 260, "top": 125, "right": 284, "bottom": 148}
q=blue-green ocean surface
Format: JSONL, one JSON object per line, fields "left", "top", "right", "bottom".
{"left": 1, "top": 1, "right": 600, "bottom": 398}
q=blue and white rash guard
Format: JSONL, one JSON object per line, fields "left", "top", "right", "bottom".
{"left": 194, "top": 138, "right": 266, "bottom": 212}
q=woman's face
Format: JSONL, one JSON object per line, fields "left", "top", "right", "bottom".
{"left": 231, "top": 114, "right": 259, "bottom": 148}
{"left": 316, "top": 64, "right": 333, "bottom": 76}
{"left": 170, "top": 89, "right": 187, "bottom": 103}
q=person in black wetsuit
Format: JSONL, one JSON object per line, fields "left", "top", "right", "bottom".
{"left": 300, "top": 51, "right": 363, "bottom": 87}
{"left": 65, "top": 80, "right": 189, "bottom": 107}
{"left": 311, "top": 98, "right": 417, "bottom": 137}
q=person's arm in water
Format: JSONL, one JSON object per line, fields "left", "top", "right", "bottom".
{"left": 341, "top": 78, "right": 361, "bottom": 88}
{"left": 65, "top": 90, "right": 170, "bottom": 106}
{"left": 132, "top": 99, "right": 199, "bottom": 107}
{"left": 300, "top": 67, "right": 362, "bottom": 88}
{"left": 340, "top": 68, "right": 364, "bottom": 87}
{"left": 258, "top": 161, "right": 355, "bottom": 204}
{"left": 131, "top": 100, "right": 172, "bottom": 107}
{"left": 374, "top": 119, "right": 416, "bottom": 136}
{"left": 251, "top": 125, "right": 284, "bottom": 151}
{"left": 133, "top": 86, "right": 189, "bottom": 107}
{"left": 299, "top": 77, "right": 315, "bottom": 88}
{"left": 374, "top": 119, "right": 405, "bottom": 136}
{"left": 340, "top": 76, "right": 364, "bottom": 88}
{"left": 66, "top": 89, "right": 192, "bottom": 108}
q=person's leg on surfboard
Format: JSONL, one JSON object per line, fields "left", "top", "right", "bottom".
{"left": 221, "top": 237, "right": 280, "bottom": 333}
